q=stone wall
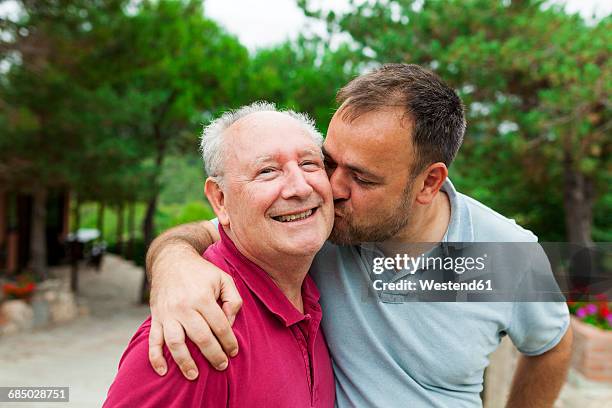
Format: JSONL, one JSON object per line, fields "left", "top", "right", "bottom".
{"left": 0, "top": 279, "right": 81, "bottom": 336}
{"left": 571, "top": 316, "right": 612, "bottom": 382}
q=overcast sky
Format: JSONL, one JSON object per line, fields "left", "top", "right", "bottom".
{"left": 204, "top": 0, "right": 611, "bottom": 50}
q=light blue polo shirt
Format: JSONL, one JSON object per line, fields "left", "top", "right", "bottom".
{"left": 309, "top": 179, "right": 570, "bottom": 407}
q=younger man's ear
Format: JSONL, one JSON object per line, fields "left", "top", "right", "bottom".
{"left": 415, "top": 163, "right": 448, "bottom": 205}
{"left": 205, "top": 178, "right": 230, "bottom": 226}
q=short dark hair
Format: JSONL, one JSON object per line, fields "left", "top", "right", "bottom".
{"left": 336, "top": 63, "right": 466, "bottom": 172}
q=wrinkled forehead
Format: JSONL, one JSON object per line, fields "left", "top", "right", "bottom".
{"left": 224, "top": 112, "right": 322, "bottom": 171}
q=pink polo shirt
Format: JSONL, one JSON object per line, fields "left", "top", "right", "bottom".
{"left": 104, "top": 226, "right": 335, "bottom": 408}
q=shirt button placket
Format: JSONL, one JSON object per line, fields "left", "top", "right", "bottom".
{"left": 292, "top": 324, "right": 314, "bottom": 406}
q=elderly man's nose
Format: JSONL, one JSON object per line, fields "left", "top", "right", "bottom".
{"left": 282, "top": 168, "right": 313, "bottom": 199}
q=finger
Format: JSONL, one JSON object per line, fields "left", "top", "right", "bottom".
{"left": 163, "top": 319, "right": 199, "bottom": 380}
{"left": 219, "top": 273, "right": 243, "bottom": 327}
{"left": 148, "top": 319, "right": 168, "bottom": 376}
{"left": 199, "top": 299, "right": 239, "bottom": 358}
{"left": 183, "top": 310, "right": 229, "bottom": 370}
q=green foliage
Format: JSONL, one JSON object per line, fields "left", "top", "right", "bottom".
{"left": 592, "top": 172, "right": 612, "bottom": 242}
{"left": 79, "top": 202, "right": 145, "bottom": 243}
{"left": 156, "top": 201, "right": 215, "bottom": 234}
{"left": 301, "top": 0, "right": 611, "bottom": 241}
{"left": 246, "top": 37, "right": 358, "bottom": 133}
{"left": 79, "top": 154, "right": 213, "bottom": 245}
{"left": 158, "top": 154, "right": 206, "bottom": 205}
{"left": 1, "top": 0, "right": 249, "bottom": 255}
{"left": 80, "top": 199, "right": 214, "bottom": 246}
{"left": 2, "top": 0, "right": 609, "bottom": 272}
{"left": 0, "top": 0, "right": 153, "bottom": 202}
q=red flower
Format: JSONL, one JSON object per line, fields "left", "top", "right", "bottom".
{"left": 599, "top": 302, "right": 610, "bottom": 318}
{"left": 2, "top": 281, "right": 36, "bottom": 299}
{"left": 3, "top": 283, "right": 17, "bottom": 295}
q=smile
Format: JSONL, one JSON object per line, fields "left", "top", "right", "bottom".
{"left": 272, "top": 208, "right": 317, "bottom": 223}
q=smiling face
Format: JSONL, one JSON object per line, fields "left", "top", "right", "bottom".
{"left": 206, "top": 111, "right": 334, "bottom": 260}
{"left": 324, "top": 106, "right": 420, "bottom": 244}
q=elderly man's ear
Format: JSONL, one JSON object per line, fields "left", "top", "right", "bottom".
{"left": 205, "top": 178, "right": 230, "bottom": 226}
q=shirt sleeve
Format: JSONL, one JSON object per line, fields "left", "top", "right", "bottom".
{"left": 103, "top": 317, "right": 229, "bottom": 408}
{"left": 507, "top": 244, "right": 570, "bottom": 355}
{"left": 508, "top": 301, "right": 570, "bottom": 356}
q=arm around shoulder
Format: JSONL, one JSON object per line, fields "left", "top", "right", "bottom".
{"left": 146, "top": 220, "right": 220, "bottom": 283}
{"left": 145, "top": 219, "right": 243, "bottom": 380}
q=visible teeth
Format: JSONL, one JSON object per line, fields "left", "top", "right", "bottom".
{"left": 275, "top": 209, "right": 313, "bottom": 222}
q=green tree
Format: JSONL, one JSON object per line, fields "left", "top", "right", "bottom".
{"left": 111, "top": 0, "right": 248, "bottom": 250}
{"left": 1, "top": 1, "right": 249, "bottom": 287}
{"left": 246, "top": 37, "right": 358, "bottom": 132}
{"left": 102, "top": 1, "right": 249, "bottom": 302}
{"left": 0, "top": 0, "right": 132, "bottom": 278}
{"left": 300, "top": 0, "right": 611, "bottom": 243}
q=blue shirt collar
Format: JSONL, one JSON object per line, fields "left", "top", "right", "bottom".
{"left": 441, "top": 178, "right": 474, "bottom": 245}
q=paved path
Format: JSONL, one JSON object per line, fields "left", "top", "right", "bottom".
{"left": 0, "top": 255, "right": 150, "bottom": 407}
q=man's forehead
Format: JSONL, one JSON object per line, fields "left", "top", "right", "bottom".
{"left": 224, "top": 114, "right": 321, "bottom": 168}
{"left": 331, "top": 105, "right": 410, "bottom": 130}
{"left": 328, "top": 106, "right": 413, "bottom": 146}
{"left": 226, "top": 111, "right": 306, "bottom": 144}
{"left": 229, "top": 110, "right": 294, "bottom": 132}
{"left": 251, "top": 146, "right": 321, "bottom": 165}
{"left": 324, "top": 107, "right": 415, "bottom": 176}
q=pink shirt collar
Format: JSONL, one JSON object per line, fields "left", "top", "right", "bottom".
{"left": 214, "top": 225, "right": 322, "bottom": 327}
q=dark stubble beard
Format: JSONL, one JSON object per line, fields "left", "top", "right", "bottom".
{"left": 328, "top": 181, "right": 415, "bottom": 245}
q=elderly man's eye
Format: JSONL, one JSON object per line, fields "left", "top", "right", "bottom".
{"left": 258, "top": 167, "right": 277, "bottom": 175}
{"left": 300, "top": 161, "right": 321, "bottom": 170}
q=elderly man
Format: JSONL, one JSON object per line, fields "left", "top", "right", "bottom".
{"left": 145, "top": 64, "right": 572, "bottom": 407}
{"left": 104, "top": 102, "right": 335, "bottom": 407}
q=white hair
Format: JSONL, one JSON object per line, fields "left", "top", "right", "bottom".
{"left": 200, "top": 101, "right": 324, "bottom": 188}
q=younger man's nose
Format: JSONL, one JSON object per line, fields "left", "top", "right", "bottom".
{"left": 329, "top": 169, "right": 350, "bottom": 201}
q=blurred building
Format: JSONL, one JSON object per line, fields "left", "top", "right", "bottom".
{"left": 0, "top": 190, "right": 70, "bottom": 274}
